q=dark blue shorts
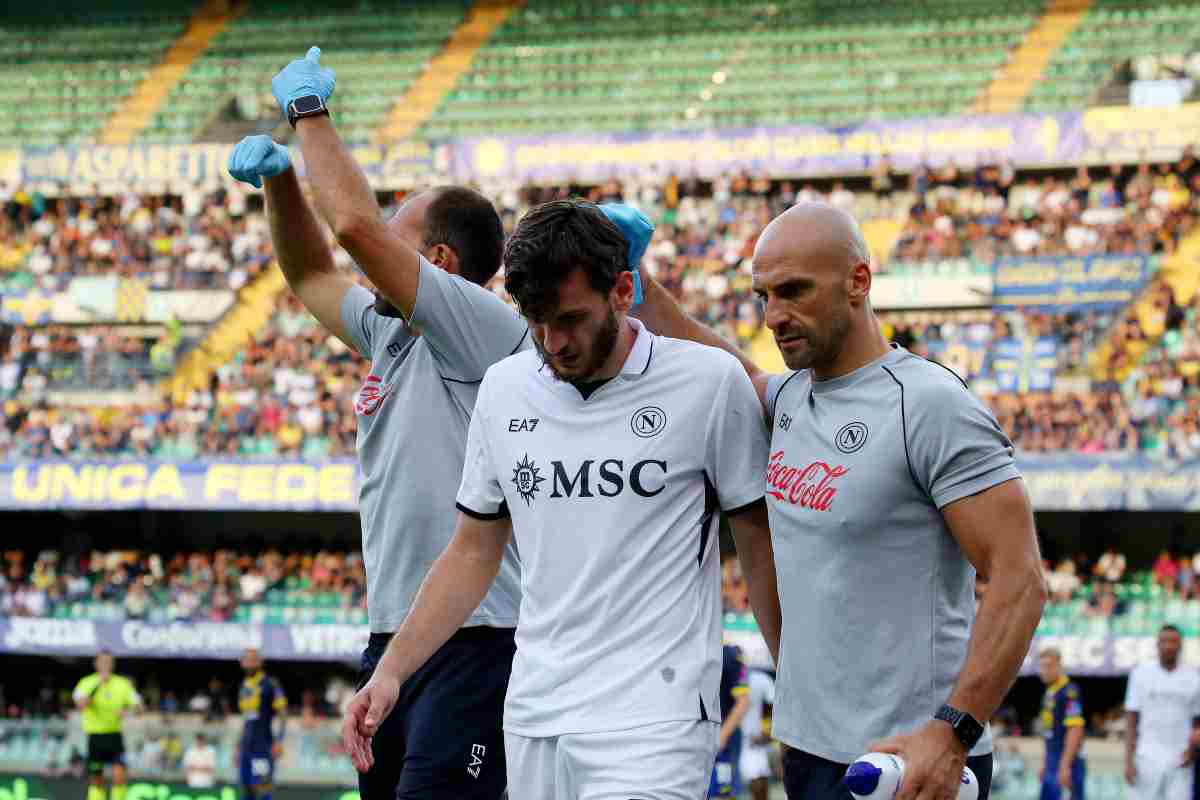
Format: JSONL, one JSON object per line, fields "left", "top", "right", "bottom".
{"left": 709, "top": 740, "right": 743, "bottom": 797}
{"left": 356, "top": 625, "right": 515, "bottom": 800}
{"left": 782, "top": 746, "right": 993, "bottom": 800}
{"left": 239, "top": 748, "right": 274, "bottom": 788}
{"left": 1039, "top": 757, "right": 1085, "bottom": 800}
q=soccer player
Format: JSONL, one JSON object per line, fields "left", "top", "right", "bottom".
{"left": 710, "top": 644, "right": 751, "bottom": 798}
{"left": 229, "top": 48, "right": 535, "bottom": 800}
{"left": 740, "top": 667, "right": 777, "bottom": 800}
{"left": 633, "top": 201, "right": 1047, "bottom": 800}
{"left": 72, "top": 651, "right": 142, "bottom": 800}
{"left": 237, "top": 649, "right": 287, "bottom": 800}
{"left": 345, "top": 199, "right": 780, "bottom": 800}
{"left": 1125, "top": 624, "right": 1200, "bottom": 800}
{"left": 1037, "top": 647, "right": 1086, "bottom": 800}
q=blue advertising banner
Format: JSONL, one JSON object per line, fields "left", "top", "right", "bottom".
{"left": 993, "top": 337, "right": 1058, "bottom": 393}
{"left": 992, "top": 254, "right": 1155, "bottom": 310}
{"left": 0, "top": 460, "right": 358, "bottom": 511}
{"left": 0, "top": 617, "right": 367, "bottom": 662}
{"left": 452, "top": 110, "right": 1081, "bottom": 182}
{"left": 4, "top": 454, "right": 1200, "bottom": 511}
{"left": 16, "top": 142, "right": 436, "bottom": 187}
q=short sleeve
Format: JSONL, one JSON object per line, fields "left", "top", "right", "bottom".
{"left": 1124, "top": 667, "right": 1141, "bottom": 712}
{"left": 1064, "top": 684, "right": 1084, "bottom": 726}
{"left": 705, "top": 357, "right": 769, "bottom": 513}
{"left": 340, "top": 284, "right": 410, "bottom": 358}
{"left": 271, "top": 680, "right": 287, "bottom": 711}
{"left": 410, "top": 258, "right": 529, "bottom": 382}
{"left": 906, "top": 372, "right": 1021, "bottom": 509}
{"left": 456, "top": 376, "right": 509, "bottom": 520}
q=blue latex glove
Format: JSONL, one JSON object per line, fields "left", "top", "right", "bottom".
{"left": 227, "top": 135, "right": 292, "bottom": 189}
{"left": 600, "top": 203, "right": 654, "bottom": 306}
{"left": 271, "top": 45, "right": 336, "bottom": 115}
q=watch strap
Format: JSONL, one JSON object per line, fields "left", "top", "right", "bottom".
{"left": 935, "top": 704, "right": 984, "bottom": 750}
{"left": 287, "top": 95, "right": 329, "bottom": 128}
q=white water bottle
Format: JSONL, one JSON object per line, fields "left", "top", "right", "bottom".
{"left": 843, "top": 753, "right": 980, "bottom": 800}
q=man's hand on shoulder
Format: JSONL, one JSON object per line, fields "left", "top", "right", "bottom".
{"left": 272, "top": 46, "right": 335, "bottom": 116}
{"left": 228, "top": 136, "right": 292, "bottom": 189}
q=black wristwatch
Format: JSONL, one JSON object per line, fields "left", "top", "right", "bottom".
{"left": 287, "top": 94, "right": 329, "bottom": 128}
{"left": 935, "top": 704, "right": 985, "bottom": 751}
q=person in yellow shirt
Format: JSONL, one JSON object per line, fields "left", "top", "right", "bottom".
{"left": 72, "top": 651, "right": 143, "bottom": 800}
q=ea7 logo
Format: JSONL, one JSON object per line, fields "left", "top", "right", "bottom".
{"left": 509, "top": 418, "right": 539, "bottom": 432}
{"left": 467, "top": 744, "right": 486, "bottom": 779}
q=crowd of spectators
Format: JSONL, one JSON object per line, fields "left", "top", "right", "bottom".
{"left": 892, "top": 150, "right": 1200, "bottom": 262}
{"left": 1044, "top": 546, "right": 1200, "bottom": 615}
{"left": 3, "top": 156, "right": 1200, "bottom": 459}
{"left": 0, "top": 548, "right": 367, "bottom": 622}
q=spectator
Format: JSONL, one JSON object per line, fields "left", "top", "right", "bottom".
{"left": 182, "top": 733, "right": 218, "bottom": 789}
{"left": 1095, "top": 548, "right": 1128, "bottom": 583}
{"left": 1152, "top": 550, "right": 1179, "bottom": 592}
{"left": 1047, "top": 559, "right": 1082, "bottom": 603}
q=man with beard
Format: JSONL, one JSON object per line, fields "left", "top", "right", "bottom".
{"left": 344, "top": 198, "right": 781, "bottom": 800}
{"left": 236, "top": 649, "right": 287, "bottom": 800}
{"left": 632, "top": 201, "right": 1046, "bottom": 799}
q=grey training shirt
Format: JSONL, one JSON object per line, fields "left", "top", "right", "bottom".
{"left": 340, "top": 257, "right": 529, "bottom": 632}
{"left": 764, "top": 344, "right": 1020, "bottom": 764}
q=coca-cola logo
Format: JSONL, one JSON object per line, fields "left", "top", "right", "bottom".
{"left": 765, "top": 450, "right": 848, "bottom": 512}
{"left": 355, "top": 375, "right": 392, "bottom": 416}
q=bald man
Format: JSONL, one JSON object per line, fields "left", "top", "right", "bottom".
{"left": 634, "top": 201, "right": 1046, "bottom": 800}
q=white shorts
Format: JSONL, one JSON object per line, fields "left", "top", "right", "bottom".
{"left": 1128, "top": 755, "right": 1194, "bottom": 800}
{"left": 504, "top": 720, "right": 718, "bottom": 800}
{"left": 739, "top": 744, "right": 771, "bottom": 782}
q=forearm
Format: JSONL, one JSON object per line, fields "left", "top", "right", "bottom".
{"left": 273, "top": 715, "right": 286, "bottom": 744}
{"left": 373, "top": 534, "right": 503, "bottom": 686}
{"left": 735, "top": 530, "right": 781, "bottom": 664}
{"left": 1062, "top": 726, "right": 1084, "bottom": 765}
{"left": 946, "top": 565, "right": 1044, "bottom": 722}
{"left": 635, "top": 275, "right": 761, "bottom": 381}
{"left": 719, "top": 697, "right": 750, "bottom": 749}
{"left": 293, "top": 116, "right": 381, "bottom": 245}
{"left": 1126, "top": 713, "right": 1138, "bottom": 761}
{"left": 264, "top": 167, "right": 337, "bottom": 286}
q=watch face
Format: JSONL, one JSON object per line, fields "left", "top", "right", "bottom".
{"left": 292, "top": 95, "right": 323, "bottom": 115}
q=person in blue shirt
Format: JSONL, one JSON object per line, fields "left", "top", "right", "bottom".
{"left": 1038, "top": 648, "right": 1085, "bottom": 800}
{"left": 237, "top": 649, "right": 287, "bottom": 800}
{"left": 710, "top": 644, "right": 751, "bottom": 798}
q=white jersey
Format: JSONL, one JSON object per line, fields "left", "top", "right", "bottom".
{"left": 740, "top": 669, "right": 776, "bottom": 747}
{"left": 1125, "top": 660, "right": 1200, "bottom": 763}
{"left": 457, "top": 318, "right": 769, "bottom": 737}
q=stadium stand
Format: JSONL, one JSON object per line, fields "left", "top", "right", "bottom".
{"left": 417, "top": 0, "right": 1043, "bottom": 140}
{"left": 139, "top": 0, "right": 472, "bottom": 145}
{"left": 1025, "top": 0, "right": 1200, "bottom": 112}
{"left": 0, "top": 1, "right": 191, "bottom": 148}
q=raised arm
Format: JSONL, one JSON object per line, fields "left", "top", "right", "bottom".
{"left": 228, "top": 135, "right": 358, "bottom": 349}
{"left": 340, "top": 512, "right": 511, "bottom": 772}
{"left": 269, "top": 47, "right": 426, "bottom": 319}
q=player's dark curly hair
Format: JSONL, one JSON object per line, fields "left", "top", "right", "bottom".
{"left": 503, "top": 199, "right": 627, "bottom": 321}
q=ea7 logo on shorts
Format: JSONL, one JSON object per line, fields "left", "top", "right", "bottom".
{"left": 511, "top": 454, "right": 545, "bottom": 506}
{"left": 835, "top": 421, "right": 868, "bottom": 454}
{"left": 467, "top": 743, "right": 486, "bottom": 779}
{"left": 631, "top": 406, "right": 667, "bottom": 438}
